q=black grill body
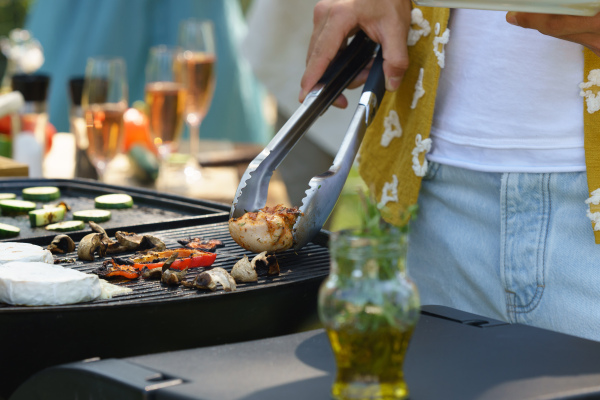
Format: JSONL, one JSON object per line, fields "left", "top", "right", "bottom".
{"left": 0, "top": 180, "right": 330, "bottom": 398}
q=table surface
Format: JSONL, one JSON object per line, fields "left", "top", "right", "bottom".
{"left": 43, "top": 133, "right": 289, "bottom": 206}
{"left": 12, "top": 306, "right": 600, "bottom": 400}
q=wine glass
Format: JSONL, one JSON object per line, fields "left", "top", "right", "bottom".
{"left": 145, "top": 46, "right": 186, "bottom": 161}
{"left": 175, "top": 19, "right": 217, "bottom": 182}
{"left": 81, "top": 57, "right": 128, "bottom": 181}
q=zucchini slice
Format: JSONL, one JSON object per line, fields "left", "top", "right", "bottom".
{"left": 0, "top": 199, "right": 37, "bottom": 215}
{"left": 0, "top": 222, "right": 20, "bottom": 238}
{"left": 0, "top": 193, "right": 16, "bottom": 200}
{"left": 29, "top": 207, "right": 67, "bottom": 227}
{"left": 46, "top": 220, "right": 85, "bottom": 232}
{"left": 94, "top": 194, "right": 134, "bottom": 209}
{"left": 73, "top": 209, "right": 112, "bottom": 222}
{"left": 22, "top": 186, "right": 61, "bottom": 201}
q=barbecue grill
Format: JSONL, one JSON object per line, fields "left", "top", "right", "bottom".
{"left": 0, "top": 179, "right": 330, "bottom": 398}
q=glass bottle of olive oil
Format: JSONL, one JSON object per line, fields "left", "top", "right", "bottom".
{"left": 319, "top": 227, "right": 420, "bottom": 400}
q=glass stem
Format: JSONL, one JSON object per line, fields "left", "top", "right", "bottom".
{"left": 186, "top": 113, "right": 201, "bottom": 161}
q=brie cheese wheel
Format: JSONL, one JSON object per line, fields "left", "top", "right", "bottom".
{"left": 0, "top": 262, "right": 101, "bottom": 306}
{"left": 0, "top": 242, "right": 53, "bottom": 265}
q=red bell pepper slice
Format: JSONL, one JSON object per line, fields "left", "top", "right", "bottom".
{"left": 132, "top": 249, "right": 217, "bottom": 271}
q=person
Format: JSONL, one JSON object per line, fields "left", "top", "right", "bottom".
{"left": 24, "top": 0, "right": 269, "bottom": 145}
{"left": 301, "top": 0, "right": 600, "bottom": 341}
{"left": 242, "top": 0, "right": 363, "bottom": 207}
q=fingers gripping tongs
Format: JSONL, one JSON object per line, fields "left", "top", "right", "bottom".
{"left": 230, "top": 31, "right": 386, "bottom": 251}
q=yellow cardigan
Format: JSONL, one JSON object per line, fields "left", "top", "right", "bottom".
{"left": 359, "top": 6, "right": 600, "bottom": 243}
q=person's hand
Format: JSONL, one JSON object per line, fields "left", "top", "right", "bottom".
{"left": 300, "top": 0, "right": 412, "bottom": 108}
{"left": 506, "top": 11, "right": 600, "bottom": 56}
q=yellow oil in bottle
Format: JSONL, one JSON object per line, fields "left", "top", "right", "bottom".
{"left": 327, "top": 326, "right": 414, "bottom": 400}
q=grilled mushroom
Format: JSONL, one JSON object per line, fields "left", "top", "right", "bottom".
{"left": 141, "top": 266, "right": 162, "bottom": 279}
{"left": 88, "top": 221, "right": 125, "bottom": 253}
{"left": 115, "top": 231, "right": 144, "bottom": 250}
{"left": 252, "top": 252, "right": 280, "bottom": 277}
{"left": 139, "top": 235, "right": 166, "bottom": 252}
{"left": 48, "top": 234, "right": 76, "bottom": 254}
{"left": 78, "top": 233, "right": 108, "bottom": 261}
{"left": 88, "top": 223, "right": 166, "bottom": 254}
{"left": 183, "top": 267, "right": 236, "bottom": 292}
{"left": 231, "top": 255, "right": 258, "bottom": 283}
{"left": 162, "top": 267, "right": 188, "bottom": 286}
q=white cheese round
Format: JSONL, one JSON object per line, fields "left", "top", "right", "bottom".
{"left": 0, "top": 242, "right": 53, "bottom": 264}
{"left": 0, "top": 262, "right": 101, "bottom": 306}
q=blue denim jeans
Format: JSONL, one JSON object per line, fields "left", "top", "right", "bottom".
{"left": 407, "top": 162, "right": 600, "bottom": 341}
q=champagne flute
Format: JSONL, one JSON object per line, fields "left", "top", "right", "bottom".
{"left": 81, "top": 57, "right": 128, "bottom": 181}
{"left": 145, "top": 46, "right": 186, "bottom": 161}
{"left": 175, "top": 19, "right": 217, "bottom": 181}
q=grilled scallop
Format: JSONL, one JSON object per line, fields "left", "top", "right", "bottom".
{"left": 229, "top": 204, "right": 301, "bottom": 253}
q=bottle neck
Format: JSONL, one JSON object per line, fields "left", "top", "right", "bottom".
{"left": 20, "top": 101, "right": 47, "bottom": 115}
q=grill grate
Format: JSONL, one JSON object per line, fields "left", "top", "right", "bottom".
{"left": 0, "top": 221, "right": 331, "bottom": 311}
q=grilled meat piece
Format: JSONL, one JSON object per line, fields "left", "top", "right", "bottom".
{"left": 229, "top": 204, "right": 301, "bottom": 253}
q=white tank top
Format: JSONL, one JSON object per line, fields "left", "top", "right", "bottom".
{"left": 428, "top": 9, "right": 585, "bottom": 173}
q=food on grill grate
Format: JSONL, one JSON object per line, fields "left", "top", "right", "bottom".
{"left": 141, "top": 266, "right": 162, "bottom": 279}
{"left": 0, "top": 199, "right": 36, "bottom": 215}
{"left": 78, "top": 222, "right": 166, "bottom": 261}
{"left": 182, "top": 267, "right": 236, "bottom": 292}
{"left": 230, "top": 252, "right": 280, "bottom": 283}
{"left": 177, "top": 237, "right": 224, "bottom": 252}
{"left": 231, "top": 255, "right": 257, "bottom": 282}
{"left": 131, "top": 249, "right": 216, "bottom": 271}
{"left": 42, "top": 201, "right": 71, "bottom": 211}
{"left": 72, "top": 209, "right": 112, "bottom": 223}
{"left": 162, "top": 267, "right": 189, "bottom": 286}
{"left": 140, "top": 252, "right": 187, "bottom": 286}
{"left": 159, "top": 253, "right": 189, "bottom": 286}
{"left": 94, "top": 193, "right": 134, "bottom": 209}
{"left": 99, "top": 280, "right": 133, "bottom": 299}
{"left": 252, "top": 252, "right": 280, "bottom": 277}
{"left": 89, "top": 222, "right": 165, "bottom": 254}
{"left": 29, "top": 205, "right": 66, "bottom": 228}
{"left": 0, "top": 222, "right": 20, "bottom": 238}
{"left": 46, "top": 220, "right": 85, "bottom": 232}
{"left": 47, "top": 235, "right": 76, "bottom": 254}
{"left": 78, "top": 233, "right": 108, "bottom": 261}
{"left": 0, "top": 242, "right": 54, "bottom": 264}
{"left": 94, "top": 258, "right": 141, "bottom": 280}
{"left": 112, "top": 231, "right": 166, "bottom": 253}
{"left": 0, "top": 261, "right": 101, "bottom": 306}
{"left": 228, "top": 204, "right": 301, "bottom": 253}
{"left": 22, "top": 186, "right": 61, "bottom": 202}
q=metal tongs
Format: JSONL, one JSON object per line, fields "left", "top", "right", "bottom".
{"left": 230, "top": 31, "right": 386, "bottom": 250}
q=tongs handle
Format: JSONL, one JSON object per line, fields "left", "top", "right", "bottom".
{"left": 310, "top": 30, "right": 379, "bottom": 114}
{"left": 292, "top": 48, "right": 385, "bottom": 250}
{"left": 230, "top": 31, "right": 378, "bottom": 218}
{"left": 362, "top": 48, "right": 386, "bottom": 111}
